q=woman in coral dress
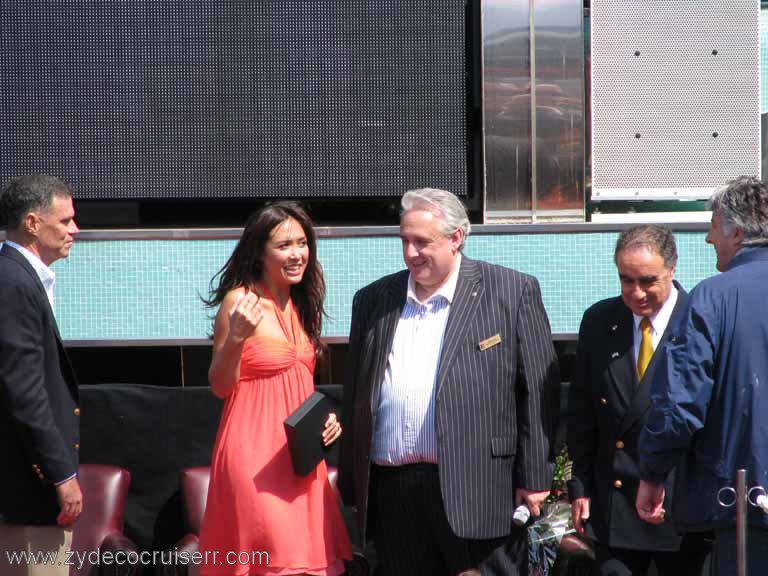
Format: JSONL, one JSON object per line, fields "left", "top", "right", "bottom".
{"left": 199, "top": 202, "right": 351, "bottom": 575}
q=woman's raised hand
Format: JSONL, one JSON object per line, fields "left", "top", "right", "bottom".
{"left": 227, "top": 291, "right": 264, "bottom": 343}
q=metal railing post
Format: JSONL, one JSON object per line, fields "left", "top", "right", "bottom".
{"left": 736, "top": 469, "right": 748, "bottom": 576}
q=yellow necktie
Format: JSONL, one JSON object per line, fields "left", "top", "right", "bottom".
{"left": 637, "top": 317, "right": 653, "bottom": 380}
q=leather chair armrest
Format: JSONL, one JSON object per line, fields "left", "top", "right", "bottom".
{"left": 91, "top": 531, "right": 142, "bottom": 576}
{"left": 171, "top": 534, "right": 200, "bottom": 557}
{"left": 153, "top": 535, "right": 200, "bottom": 576}
{"left": 558, "top": 533, "right": 595, "bottom": 559}
{"left": 326, "top": 466, "right": 339, "bottom": 497}
{"left": 345, "top": 551, "right": 371, "bottom": 576}
{"left": 552, "top": 533, "right": 596, "bottom": 576}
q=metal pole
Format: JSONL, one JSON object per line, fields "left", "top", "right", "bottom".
{"left": 736, "top": 469, "right": 748, "bottom": 576}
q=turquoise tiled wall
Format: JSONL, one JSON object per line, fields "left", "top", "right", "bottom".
{"left": 53, "top": 231, "right": 718, "bottom": 339}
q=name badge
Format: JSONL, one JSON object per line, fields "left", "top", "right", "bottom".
{"left": 478, "top": 333, "right": 502, "bottom": 351}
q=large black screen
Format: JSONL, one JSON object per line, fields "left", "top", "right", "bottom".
{"left": 0, "top": 1, "right": 471, "bottom": 200}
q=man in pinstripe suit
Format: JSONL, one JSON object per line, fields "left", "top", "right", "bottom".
{"left": 339, "top": 188, "right": 560, "bottom": 575}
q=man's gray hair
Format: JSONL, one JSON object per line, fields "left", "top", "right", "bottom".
{"left": 614, "top": 224, "right": 678, "bottom": 270}
{"left": 401, "top": 188, "right": 471, "bottom": 247}
{"left": 707, "top": 176, "right": 768, "bottom": 246}
{"left": 0, "top": 175, "right": 73, "bottom": 231}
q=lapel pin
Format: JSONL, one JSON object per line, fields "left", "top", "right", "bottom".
{"left": 611, "top": 324, "right": 618, "bottom": 332}
{"left": 611, "top": 352, "right": 619, "bottom": 358}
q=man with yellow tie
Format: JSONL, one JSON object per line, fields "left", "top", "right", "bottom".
{"left": 566, "top": 225, "right": 711, "bottom": 576}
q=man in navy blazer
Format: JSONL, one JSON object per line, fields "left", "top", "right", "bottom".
{"left": 0, "top": 175, "right": 81, "bottom": 576}
{"left": 568, "top": 225, "right": 710, "bottom": 576}
{"left": 339, "top": 188, "right": 560, "bottom": 575}
{"left": 637, "top": 177, "right": 768, "bottom": 576}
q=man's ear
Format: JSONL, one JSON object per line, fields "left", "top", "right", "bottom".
{"left": 450, "top": 229, "right": 464, "bottom": 253}
{"left": 23, "top": 211, "right": 40, "bottom": 236}
{"left": 732, "top": 226, "right": 745, "bottom": 246}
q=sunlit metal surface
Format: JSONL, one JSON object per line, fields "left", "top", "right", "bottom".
{"left": 483, "top": 0, "right": 584, "bottom": 219}
{"left": 532, "top": 0, "right": 584, "bottom": 216}
{"left": 483, "top": 0, "right": 533, "bottom": 214}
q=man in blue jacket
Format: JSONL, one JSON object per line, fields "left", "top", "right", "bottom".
{"left": 636, "top": 176, "right": 768, "bottom": 576}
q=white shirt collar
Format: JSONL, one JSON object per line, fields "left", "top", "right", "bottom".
{"left": 632, "top": 282, "right": 678, "bottom": 336}
{"left": 407, "top": 253, "right": 462, "bottom": 305}
{"left": 2, "top": 239, "right": 56, "bottom": 309}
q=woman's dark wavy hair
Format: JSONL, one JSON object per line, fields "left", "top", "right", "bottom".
{"left": 203, "top": 202, "right": 326, "bottom": 354}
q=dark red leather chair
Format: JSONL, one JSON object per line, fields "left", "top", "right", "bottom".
{"left": 71, "top": 463, "right": 139, "bottom": 576}
{"left": 552, "top": 533, "right": 595, "bottom": 576}
{"left": 159, "top": 466, "right": 369, "bottom": 576}
{"left": 160, "top": 466, "right": 209, "bottom": 576}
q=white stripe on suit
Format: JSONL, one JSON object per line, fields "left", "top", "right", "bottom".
{"left": 339, "top": 256, "right": 560, "bottom": 541}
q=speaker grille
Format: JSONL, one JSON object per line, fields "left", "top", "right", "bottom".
{"left": 590, "top": 1, "right": 760, "bottom": 200}
{"left": 0, "top": 1, "right": 469, "bottom": 199}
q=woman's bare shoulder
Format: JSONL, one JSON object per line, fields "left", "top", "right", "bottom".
{"left": 220, "top": 286, "right": 247, "bottom": 308}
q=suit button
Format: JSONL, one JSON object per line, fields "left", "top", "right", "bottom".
{"left": 613, "top": 479, "right": 623, "bottom": 489}
{"left": 615, "top": 440, "right": 625, "bottom": 449}
{"left": 74, "top": 443, "right": 80, "bottom": 450}
{"left": 600, "top": 398, "right": 608, "bottom": 406}
{"left": 74, "top": 408, "right": 81, "bottom": 416}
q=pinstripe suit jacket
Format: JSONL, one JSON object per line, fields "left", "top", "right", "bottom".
{"left": 339, "top": 256, "right": 560, "bottom": 540}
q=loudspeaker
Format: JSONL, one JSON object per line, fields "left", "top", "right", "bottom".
{"left": 590, "top": 0, "right": 761, "bottom": 200}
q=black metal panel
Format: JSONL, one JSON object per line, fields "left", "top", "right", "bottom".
{"left": 0, "top": 1, "right": 472, "bottom": 200}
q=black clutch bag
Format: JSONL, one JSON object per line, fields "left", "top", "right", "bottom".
{"left": 283, "top": 391, "right": 332, "bottom": 476}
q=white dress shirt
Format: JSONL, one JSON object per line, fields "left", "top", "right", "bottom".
{"left": 2, "top": 240, "right": 56, "bottom": 311}
{"left": 371, "top": 255, "right": 462, "bottom": 466}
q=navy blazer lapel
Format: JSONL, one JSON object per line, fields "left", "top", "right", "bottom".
{"left": 0, "top": 244, "right": 77, "bottom": 395}
{"left": 1, "top": 243, "right": 49, "bottom": 301}
{"left": 369, "top": 272, "right": 408, "bottom": 410}
{"left": 619, "top": 283, "right": 688, "bottom": 437}
{"left": 435, "top": 257, "right": 483, "bottom": 397}
{"left": 0, "top": 245, "right": 64, "bottom": 337}
{"left": 0, "top": 243, "right": 64, "bottom": 348}
{"left": 606, "top": 305, "right": 635, "bottom": 410}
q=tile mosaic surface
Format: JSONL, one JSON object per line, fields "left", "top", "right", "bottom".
{"left": 54, "top": 231, "right": 717, "bottom": 339}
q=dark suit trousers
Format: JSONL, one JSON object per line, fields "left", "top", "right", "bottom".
{"left": 370, "top": 463, "right": 515, "bottom": 576}
{"left": 595, "top": 533, "right": 713, "bottom": 576}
